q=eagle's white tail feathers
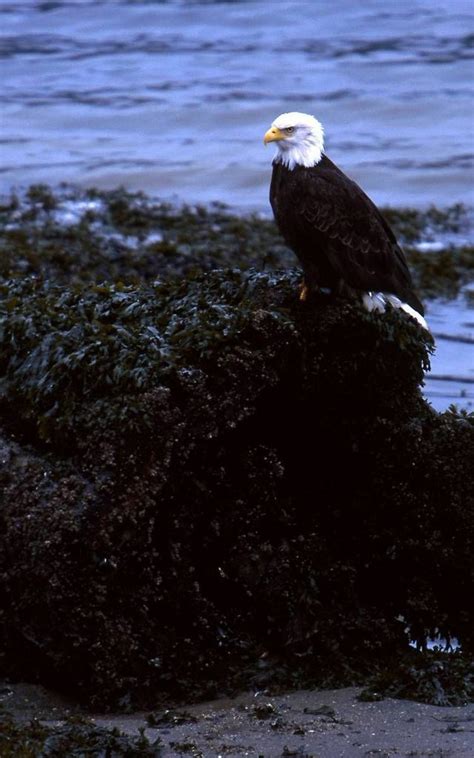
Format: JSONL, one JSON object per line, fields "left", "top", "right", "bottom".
{"left": 362, "top": 292, "right": 429, "bottom": 330}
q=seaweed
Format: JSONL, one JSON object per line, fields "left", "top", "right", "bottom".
{"left": 0, "top": 713, "right": 162, "bottom": 757}
{"left": 0, "top": 186, "right": 471, "bottom": 300}
{"left": 404, "top": 245, "right": 474, "bottom": 299}
{"left": 359, "top": 651, "right": 474, "bottom": 706}
{"left": 0, "top": 187, "right": 473, "bottom": 710}
{"left": 381, "top": 204, "right": 469, "bottom": 243}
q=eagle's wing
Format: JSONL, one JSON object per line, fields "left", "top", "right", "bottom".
{"left": 288, "top": 163, "right": 413, "bottom": 293}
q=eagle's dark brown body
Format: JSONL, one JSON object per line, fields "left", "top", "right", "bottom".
{"left": 270, "top": 155, "right": 424, "bottom": 316}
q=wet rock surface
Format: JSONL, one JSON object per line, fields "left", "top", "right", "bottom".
{"left": 0, "top": 186, "right": 472, "bottom": 297}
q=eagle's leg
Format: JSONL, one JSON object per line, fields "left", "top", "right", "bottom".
{"left": 299, "top": 281, "right": 309, "bottom": 302}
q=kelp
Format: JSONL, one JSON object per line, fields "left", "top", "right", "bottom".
{"left": 0, "top": 713, "right": 162, "bottom": 757}
{"left": 359, "top": 651, "right": 474, "bottom": 707}
{"left": 0, "top": 186, "right": 471, "bottom": 299}
{"left": 0, "top": 258, "right": 473, "bottom": 709}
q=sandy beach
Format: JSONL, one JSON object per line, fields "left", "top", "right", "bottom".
{"left": 3, "top": 681, "right": 474, "bottom": 757}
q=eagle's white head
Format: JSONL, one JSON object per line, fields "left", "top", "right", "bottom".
{"left": 264, "top": 112, "right": 324, "bottom": 170}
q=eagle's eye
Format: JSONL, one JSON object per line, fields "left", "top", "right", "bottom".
{"left": 285, "top": 127, "right": 295, "bottom": 134}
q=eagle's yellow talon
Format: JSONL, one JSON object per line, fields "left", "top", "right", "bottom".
{"left": 299, "top": 283, "right": 309, "bottom": 302}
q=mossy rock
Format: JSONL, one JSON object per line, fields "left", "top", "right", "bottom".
{"left": 359, "top": 650, "right": 474, "bottom": 706}
{"left": 0, "top": 714, "right": 162, "bottom": 757}
{"left": 0, "top": 186, "right": 472, "bottom": 300}
{"left": 0, "top": 265, "right": 473, "bottom": 708}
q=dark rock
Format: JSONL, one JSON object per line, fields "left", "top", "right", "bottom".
{"left": 0, "top": 713, "right": 162, "bottom": 757}
{"left": 0, "top": 189, "right": 473, "bottom": 710}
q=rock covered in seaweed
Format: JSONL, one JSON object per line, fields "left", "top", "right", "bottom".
{"left": 0, "top": 185, "right": 472, "bottom": 299}
{"left": 0, "top": 263, "right": 473, "bottom": 709}
{"left": 0, "top": 713, "right": 163, "bottom": 757}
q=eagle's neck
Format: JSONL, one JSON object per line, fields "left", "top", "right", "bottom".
{"left": 273, "top": 130, "right": 324, "bottom": 170}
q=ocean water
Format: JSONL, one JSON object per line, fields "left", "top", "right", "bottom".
{"left": 1, "top": 0, "right": 473, "bottom": 209}
{"left": 0, "top": 0, "right": 473, "bottom": 410}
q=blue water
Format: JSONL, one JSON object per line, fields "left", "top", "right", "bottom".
{"left": 1, "top": 0, "right": 473, "bottom": 210}
{"left": 0, "top": 0, "right": 473, "bottom": 411}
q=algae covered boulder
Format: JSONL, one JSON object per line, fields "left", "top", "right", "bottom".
{"left": 1, "top": 258, "right": 473, "bottom": 709}
{"left": 0, "top": 713, "right": 163, "bottom": 757}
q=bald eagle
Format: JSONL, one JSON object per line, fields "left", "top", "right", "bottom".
{"left": 264, "top": 112, "right": 427, "bottom": 329}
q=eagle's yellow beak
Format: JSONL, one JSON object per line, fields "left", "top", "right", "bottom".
{"left": 264, "top": 126, "right": 285, "bottom": 144}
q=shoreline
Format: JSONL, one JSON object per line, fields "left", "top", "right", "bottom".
{"left": 3, "top": 681, "right": 474, "bottom": 756}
